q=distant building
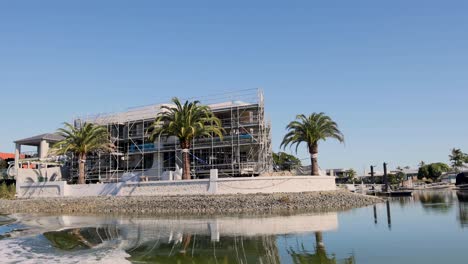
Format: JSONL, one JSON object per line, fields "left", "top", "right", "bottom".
{"left": 390, "top": 168, "right": 419, "bottom": 180}
{"left": 441, "top": 173, "right": 457, "bottom": 184}
{"left": 0, "top": 152, "right": 16, "bottom": 161}
{"left": 325, "top": 168, "right": 352, "bottom": 178}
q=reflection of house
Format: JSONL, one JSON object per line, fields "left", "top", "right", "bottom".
{"left": 10, "top": 212, "right": 339, "bottom": 263}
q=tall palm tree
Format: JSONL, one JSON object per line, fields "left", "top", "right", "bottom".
{"left": 53, "top": 122, "right": 113, "bottom": 184}
{"left": 149, "top": 98, "right": 224, "bottom": 180}
{"left": 281, "top": 113, "right": 344, "bottom": 176}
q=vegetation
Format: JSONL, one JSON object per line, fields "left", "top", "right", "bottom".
{"left": 387, "top": 171, "right": 405, "bottom": 186}
{"left": 0, "top": 159, "right": 6, "bottom": 170}
{"left": 149, "top": 97, "right": 224, "bottom": 180}
{"left": 273, "top": 152, "right": 301, "bottom": 171}
{"left": 418, "top": 163, "right": 450, "bottom": 181}
{"left": 345, "top": 169, "right": 357, "bottom": 183}
{"left": 0, "top": 182, "right": 15, "bottom": 199}
{"left": 449, "top": 148, "right": 468, "bottom": 171}
{"left": 0, "top": 159, "right": 7, "bottom": 179}
{"left": 281, "top": 113, "right": 344, "bottom": 176}
{"left": 53, "top": 122, "right": 113, "bottom": 184}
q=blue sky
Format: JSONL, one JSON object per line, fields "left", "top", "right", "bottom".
{"left": 1, "top": 0, "right": 467, "bottom": 173}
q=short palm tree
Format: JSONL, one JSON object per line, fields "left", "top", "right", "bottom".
{"left": 281, "top": 113, "right": 344, "bottom": 176}
{"left": 53, "top": 122, "right": 113, "bottom": 184}
{"left": 149, "top": 98, "right": 224, "bottom": 180}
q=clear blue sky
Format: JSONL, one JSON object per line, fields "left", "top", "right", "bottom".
{"left": 1, "top": 0, "right": 467, "bottom": 173}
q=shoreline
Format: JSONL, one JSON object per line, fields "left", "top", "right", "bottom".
{"left": 0, "top": 191, "right": 383, "bottom": 215}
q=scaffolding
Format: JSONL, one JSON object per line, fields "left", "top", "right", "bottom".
{"left": 71, "top": 88, "right": 273, "bottom": 182}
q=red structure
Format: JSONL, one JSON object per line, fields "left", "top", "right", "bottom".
{"left": 0, "top": 152, "right": 25, "bottom": 160}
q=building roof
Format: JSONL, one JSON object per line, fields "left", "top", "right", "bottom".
{"left": 0, "top": 152, "right": 15, "bottom": 160}
{"left": 81, "top": 100, "right": 258, "bottom": 125}
{"left": 14, "top": 133, "right": 64, "bottom": 146}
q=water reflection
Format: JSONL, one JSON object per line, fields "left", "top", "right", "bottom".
{"left": 418, "top": 191, "right": 454, "bottom": 213}
{"left": 43, "top": 226, "right": 121, "bottom": 250}
{"left": 5, "top": 191, "right": 468, "bottom": 263}
{"left": 373, "top": 190, "right": 468, "bottom": 229}
{"left": 456, "top": 191, "right": 468, "bottom": 228}
{"left": 288, "top": 232, "right": 355, "bottom": 264}
{"left": 5, "top": 212, "right": 341, "bottom": 263}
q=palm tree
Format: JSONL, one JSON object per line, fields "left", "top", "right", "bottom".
{"left": 281, "top": 113, "right": 344, "bottom": 176}
{"left": 449, "top": 148, "right": 467, "bottom": 171}
{"left": 53, "top": 122, "right": 113, "bottom": 184}
{"left": 149, "top": 98, "right": 224, "bottom": 180}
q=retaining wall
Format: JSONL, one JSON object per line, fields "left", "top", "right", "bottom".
{"left": 16, "top": 174, "right": 336, "bottom": 198}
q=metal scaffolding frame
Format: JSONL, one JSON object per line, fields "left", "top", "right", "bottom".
{"left": 72, "top": 88, "right": 272, "bottom": 182}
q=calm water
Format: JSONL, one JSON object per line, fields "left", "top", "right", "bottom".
{"left": 1, "top": 190, "right": 468, "bottom": 264}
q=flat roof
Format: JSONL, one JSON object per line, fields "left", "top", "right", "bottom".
{"left": 15, "top": 133, "right": 64, "bottom": 146}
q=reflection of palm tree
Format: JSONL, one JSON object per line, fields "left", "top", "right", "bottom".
{"left": 44, "top": 226, "right": 120, "bottom": 251}
{"left": 127, "top": 234, "right": 281, "bottom": 263}
{"left": 288, "top": 232, "right": 355, "bottom": 264}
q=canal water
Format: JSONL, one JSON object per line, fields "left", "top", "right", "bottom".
{"left": 0, "top": 190, "right": 467, "bottom": 263}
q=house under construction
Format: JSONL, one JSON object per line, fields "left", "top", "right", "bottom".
{"left": 74, "top": 89, "right": 272, "bottom": 182}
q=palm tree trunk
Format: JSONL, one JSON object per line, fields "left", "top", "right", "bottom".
{"left": 181, "top": 141, "right": 191, "bottom": 180}
{"left": 315, "top": 231, "right": 324, "bottom": 249}
{"left": 310, "top": 143, "right": 319, "bottom": 176}
{"left": 78, "top": 153, "right": 86, "bottom": 184}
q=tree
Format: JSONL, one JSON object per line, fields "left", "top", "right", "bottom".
{"left": 418, "top": 163, "right": 450, "bottom": 181}
{"left": 149, "top": 98, "right": 224, "bottom": 180}
{"left": 273, "top": 152, "right": 301, "bottom": 171}
{"left": 0, "top": 159, "right": 7, "bottom": 170}
{"left": 418, "top": 161, "right": 426, "bottom": 168}
{"left": 388, "top": 171, "right": 405, "bottom": 185}
{"left": 449, "top": 148, "right": 468, "bottom": 171}
{"left": 345, "top": 169, "right": 357, "bottom": 183}
{"left": 53, "top": 122, "right": 113, "bottom": 184}
{"left": 280, "top": 113, "right": 344, "bottom": 176}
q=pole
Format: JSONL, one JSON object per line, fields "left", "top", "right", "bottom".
{"left": 383, "top": 162, "right": 389, "bottom": 192}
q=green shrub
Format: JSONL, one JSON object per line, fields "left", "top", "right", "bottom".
{"left": 0, "top": 182, "right": 15, "bottom": 199}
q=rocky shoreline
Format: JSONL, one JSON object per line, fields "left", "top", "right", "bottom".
{"left": 0, "top": 191, "right": 383, "bottom": 215}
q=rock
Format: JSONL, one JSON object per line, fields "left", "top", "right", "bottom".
{"left": 0, "top": 191, "right": 383, "bottom": 215}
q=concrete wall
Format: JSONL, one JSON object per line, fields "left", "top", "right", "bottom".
{"left": 17, "top": 181, "right": 65, "bottom": 198}
{"left": 217, "top": 176, "right": 336, "bottom": 194}
{"left": 15, "top": 175, "right": 336, "bottom": 198}
{"left": 16, "top": 167, "right": 63, "bottom": 184}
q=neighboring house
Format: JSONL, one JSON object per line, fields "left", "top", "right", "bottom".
{"left": 326, "top": 168, "right": 352, "bottom": 178}
{"left": 441, "top": 173, "right": 457, "bottom": 184}
{"left": 0, "top": 152, "right": 21, "bottom": 161}
{"left": 12, "top": 133, "right": 66, "bottom": 182}
{"left": 390, "top": 168, "right": 419, "bottom": 180}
